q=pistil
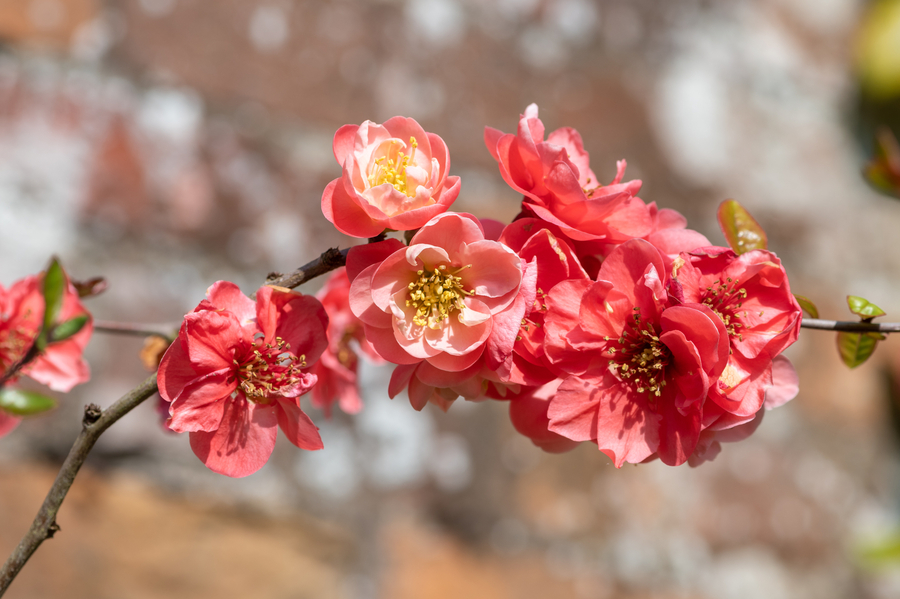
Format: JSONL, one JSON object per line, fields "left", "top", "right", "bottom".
{"left": 235, "top": 336, "right": 306, "bottom": 402}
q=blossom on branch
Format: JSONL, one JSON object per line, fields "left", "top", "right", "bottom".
{"left": 322, "top": 117, "right": 461, "bottom": 238}
{"left": 310, "top": 268, "right": 383, "bottom": 416}
{"left": 348, "top": 212, "right": 534, "bottom": 410}
{"left": 157, "top": 282, "right": 329, "bottom": 477}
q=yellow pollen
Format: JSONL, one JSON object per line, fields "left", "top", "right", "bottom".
{"left": 234, "top": 336, "right": 306, "bottom": 402}
{"left": 368, "top": 136, "right": 419, "bottom": 197}
{"left": 405, "top": 264, "right": 474, "bottom": 329}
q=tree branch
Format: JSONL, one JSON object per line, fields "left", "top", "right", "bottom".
{"left": 93, "top": 320, "right": 177, "bottom": 339}
{"left": 264, "top": 246, "right": 349, "bottom": 291}
{"left": 0, "top": 374, "right": 159, "bottom": 596}
{"left": 800, "top": 318, "right": 900, "bottom": 333}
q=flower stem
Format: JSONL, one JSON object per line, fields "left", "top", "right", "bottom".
{"left": 93, "top": 320, "right": 177, "bottom": 339}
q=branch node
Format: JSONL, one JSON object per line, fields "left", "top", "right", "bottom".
{"left": 46, "top": 522, "right": 60, "bottom": 539}
{"left": 266, "top": 271, "right": 283, "bottom": 282}
{"left": 83, "top": 404, "right": 102, "bottom": 426}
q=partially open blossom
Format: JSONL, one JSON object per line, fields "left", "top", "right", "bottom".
{"left": 349, "top": 212, "right": 533, "bottom": 409}
{"left": 485, "top": 104, "right": 654, "bottom": 243}
{"left": 544, "top": 239, "right": 730, "bottom": 466}
{"left": 157, "top": 281, "right": 328, "bottom": 477}
{"left": 322, "top": 117, "right": 461, "bottom": 238}
{"left": 0, "top": 274, "right": 92, "bottom": 393}
{"left": 310, "top": 268, "right": 383, "bottom": 416}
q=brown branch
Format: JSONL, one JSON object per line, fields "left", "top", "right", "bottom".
{"left": 264, "top": 247, "right": 349, "bottom": 291}
{"left": 0, "top": 374, "right": 159, "bottom": 596}
{"left": 93, "top": 320, "right": 177, "bottom": 339}
{"left": 801, "top": 318, "right": 900, "bottom": 333}
{"left": 0, "top": 343, "right": 39, "bottom": 391}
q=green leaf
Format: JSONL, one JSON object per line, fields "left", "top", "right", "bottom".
{"left": 49, "top": 315, "right": 89, "bottom": 343}
{"left": 42, "top": 257, "right": 66, "bottom": 332}
{"left": 847, "top": 295, "right": 886, "bottom": 319}
{"left": 716, "top": 200, "right": 768, "bottom": 255}
{"left": 856, "top": 530, "right": 900, "bottom": 569}
{"left": 837, "top": 331, "right": 882, "bottom": 368}
{"left": 0, "top": 389, "right": 57, "bottom": 416}
{"left": 794, "top": 294, "right": 819, "bottom": 319}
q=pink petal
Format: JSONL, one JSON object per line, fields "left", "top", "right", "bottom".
{"left": 389, "top": 362, "right": 419, "bottom": 398}
{"left": 0, "top": 410, "right": 20, "bottom": 438}
{"left": 458, "top": 240, "right": 523, "bottom": 300}
{"left": 205, "top": 281, "right": 256, "bottom": 324}
{"left": 346, "top": 239, "right": 406, "bottom": 283}
{"left": 349, "top": 264, "right": 393, "bottom": 329}
{"left": 182, "top": 310, "right": 244, "bottom": 372}
{"left": 333, "top": 124, "right": 359, "bottom": 165}
{"left": 167, "top": 368, "right": 234, "bottom": 433}
{"left": 276, "top": 397, "right": 324, "bottom": 450}
{"left": 656, "top": 391, "right": 701, "bottom": 466}
{"left": 189, "top": 397, "right": 278, "bottom": 478}
{"left": 764, "top": 355, "right": 799, "bottom": 409}
{"left": 409, "top": 212, "right": 485, "bottom": 249}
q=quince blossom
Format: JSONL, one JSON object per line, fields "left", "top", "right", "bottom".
{"left": 0, "top": 273, "right": 93, "bottom": 438}
{"left": 322, "top": 117, "right": 461, "bottom": 238}
{"left": 348, "top": 212, "right": 533, "bottom": 409}
{"left": 157, "top": 282, "right": 328, "bottom": 477}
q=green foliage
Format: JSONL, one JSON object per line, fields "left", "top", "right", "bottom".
{"left": 49, "top": 315, "right": 89, "bottom": 343}
{"left": 793, "top": 294, "right": 819, "bottom": 318}
{"left": 837, "top": 331, "right": 884, "bottom": 369}
{"left": 716, "top": 199, "right": 768, "bottom": 255}
{"left": 0, "top": 389, "right": 57, "bottom": 416}
{"left": 847, "top": 295, "right": 886, "bottom": 319}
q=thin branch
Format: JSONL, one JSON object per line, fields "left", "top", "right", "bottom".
{"left": 93, "top": 320, "right": 177, "bottom": 339}
{"left": 0, "top": 343, "right": 39, "bottom": 391}
{"left": 0, "top": 374, "right": 159, "bottom": 596}
{"left": 264, "top": 247, "right": 349, "bottom": 291}
{"left": 801, "top": 318, "right": 900, "bottom": 333}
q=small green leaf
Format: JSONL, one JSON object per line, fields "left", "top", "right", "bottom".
{"left": 0, "top": 389, "right": 57, "bottom": 416}
{"left": 42, "top": 257, "right": 66, "bottom": 332}
{"left": 717, "top": 200, "right": 768, "bottom": 255}
{"left": 837, "top": 331, "right": 882, "bottom": 368}
{"left": 49, "top": 315, "right": 89, "bottom": 343}
{"left": 847, "top": 295, "right": 886, "bottom": 319}
{"left": 794, "top": 294, "right": 819, "bottom": 319}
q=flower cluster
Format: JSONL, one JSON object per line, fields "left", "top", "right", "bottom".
{"left": 337, "top": 107, "right": 801, "bottom": 467}
{"left": 0, "top": 271, "right": 93, "bottom": 437}
{"left": 159, "top": 107, "right": 802, "bottom": 475}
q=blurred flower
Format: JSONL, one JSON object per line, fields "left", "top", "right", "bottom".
{"left": 322, "top": 116, "right": 461, "bottom": 238}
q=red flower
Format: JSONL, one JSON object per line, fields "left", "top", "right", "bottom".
{"left": 672, "top": 247, "right": 802, "bottom": 418}
{"left": 485, "top": 104, "right": 653, "bottom": 243}
{"left": 544, "top": 239, "right": 730, "bottom": 466}
{"left": 322, "top": 117, "right": 461, "bottom": 238}
{"left": 157, "top": 282, "right": 328, "bottom": 477}
{"left": 0, "top": 274, "right": 93, "bottom": 394}
{"left": 309, "top": 268, "right": 383, "bottom": 416}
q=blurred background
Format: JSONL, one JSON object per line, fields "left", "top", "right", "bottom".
{"left": 2, "top": 0, "right": 900, "bottom": 597}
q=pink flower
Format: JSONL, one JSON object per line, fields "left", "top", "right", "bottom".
{"left": 322, "top": 117, "right": 461, "bottom": 238}
{"left": 508, "top": 379, "right": 580, "bottom": 454}
{"left": 157, "top": 282, "right": 328, "bottom": 477}
{"left": 485, "top": 104, "right": 654, "bottom": 243}
{"left": 0, "top": 274, "right": 92, "bottom": 393}
{"left": 349, "top": 212, "right": 532, "bottom": 409}
{"left": 309, "top": 268, "right": 383, "bottom": 416}
{"left": 672, "top": 247, "right": 802, "bottom": 418}
{"left": 543, "top": 239, "right": 730, "bottom": 466}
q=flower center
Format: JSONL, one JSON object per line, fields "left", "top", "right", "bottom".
{"left": 406, "top": 264, "right": 474, "bottom": 330}
{"left": 604, "top": 307, "right": 670, "bottom": 396}
{"left": 702, "top": 278, "right": 747, "bottom": 341}
{"left": 234, "top": 336, "right": 306, "bottom": 402}
{"left": 368, "top": 136, "right": 418, "bottom": 197}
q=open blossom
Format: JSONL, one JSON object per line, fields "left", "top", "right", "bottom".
{"left": 157, "top": 282, "right": 328, "bottom": 477}
{"left": 544, "top": 239, "right": 731, "bottom": 466}
{"left": 672, "top": 246, "right": 802, "bottom": 419}
{"left": 348, "top": 212, "right": 532, "bottom": 409}
{"left": 310, "top": 268, "right": 383, "bottom": 416}
{"left": 322, "top": 117, "right": 461, "bottom": 238}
